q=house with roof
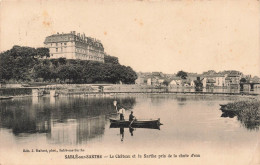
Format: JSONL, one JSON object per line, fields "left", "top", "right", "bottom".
{"left": 190, "top": 80, "right": 195, "bottom": 87}
{"left": 214, "top": 73, "right": 226, "bottom": 87}
{"left": 44, "top": 31, "right": 105, "bottom": 62}
{"left": 228, "top": 71, "right": 242, "bottom": 84}
{"left": 201, "top": 73, "right": 227, "bottom": 88}
{"left": 140, "top": 74, "right": 166, "bottom": 86}
{"left": 135, "top": 75, "right": 145, "bottom": 85}
{"left": 169, "top": 77, "right": 182, "bottom": 86}
{"left": 225, "top": 71, "right": 242, "bottom": 88}
{"left": 225, "top": 77, "right": 232, "bottom": 87}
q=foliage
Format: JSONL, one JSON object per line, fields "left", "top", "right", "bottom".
{"left": 194, "top": 79, "right": 203, "bottom": 91}
{"left": 223, "top": 100, "right": 260, "bottom": 130}
{"left": 104, "top": 55, "right": 119, "bottom": 64}
{"left": 202, "top": 70, "right": 217, "bottom": 75}
{"left": 162, "top": 80, "right": 169, "bottom": 86}
{"left": 176, "top": 70, "right": 188, "bottom": 79}
{"left": 0, "top": 46, "right": 137, "bottom": 84}
{"left": 240, "top": 78, "right": 247, "bottom": 83}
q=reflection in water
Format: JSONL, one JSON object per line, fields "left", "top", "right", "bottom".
{"left": 120, "top": 127, "right": 124, "bottom": 141}
{"left": 110, "top": 123, "right": 160, "bottom": 142}
{"left": 0, "top": 94, "right": 259, "bottom": 165}
{"left": 118, "top": 127, "right": 135, "bottom": 141}
{"left": 49, "top": 116, "right": 107, "bottom": 144}
{"left": 0, "top": 96, "right": 136, "bottom": 144}
{"left": 220, "top": 112, "right": 236, "bottom": 118}
{"left": 32, "top": 96, "right": 39, "bottom": 105}
{"left": 239, "top": 121, "right": 260, "bottom": 131}
{"left": 50, "top": 96, "right": 56, "bottom": 105}
{"left": 220, "top": 110, "right": 260, "bottom": 130}
{"left": 129, "top": 127, "right": 134, "bottom": 136}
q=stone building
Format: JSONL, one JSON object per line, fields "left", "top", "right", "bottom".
{"left": 44, "top": 31, "right": 105, "bottom": 62}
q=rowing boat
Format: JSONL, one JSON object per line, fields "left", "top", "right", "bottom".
{"left": 0, "top": 96, "right": 13, "bottom": 100}
{"left": 109, "top": 118, "right": 162, "bottom": 127}
{"left": 110, "top": 123, "right": 161, "bottom": 129}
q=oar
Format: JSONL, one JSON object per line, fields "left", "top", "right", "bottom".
{"left": 113, "top": 100, "right": 118, "bottom": 112}
{"left": 107, "top": 100, "right": 119, "bottom": 115}
{"left": 129, "top": 117, "right": 135, "bottom": 127}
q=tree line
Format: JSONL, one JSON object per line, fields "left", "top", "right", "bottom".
{"left": 0, "top": 45, "right": 137, "bottom": 84}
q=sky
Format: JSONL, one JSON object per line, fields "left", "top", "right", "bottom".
{"left": 0, "top": 0, "right": 259, "bottom": 76}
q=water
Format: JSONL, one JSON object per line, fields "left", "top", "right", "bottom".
{"left": 0, "top": 94, "right": 259, "bottom": 165}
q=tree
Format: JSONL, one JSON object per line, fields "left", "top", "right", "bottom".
{"left": 240, "top": 78, "right": 247, "bottom": 83}
{"left": 177, "top": 70, "right": 187, "bottom": 79}
{"left": 0, "top": 54, "right": 14, "bottom": 81}
{"left": 0, "top": 46, "right": 39, "bottom": 81}
{"left": 33, "top": 64, "right": 52, "bottom": 81}
{"left": 162, "top": 80, "right": 169, "bottom": 86}
{"left": 104, "top": 55, "right": 119, "bottom": 64}
{"left": 58, "top": 58, "right": 66, "bottom": 65}
{"left": 202, "top": 70, "right": 217, "bottom": 75}
{"left": 36, "top": 48, "right": 50, "bottom": 58}
{"left": 194, "top": 79, "right": 203, "bottom": 91}
{"left": 0, "top": 46, "right": 138, "bottom": 84}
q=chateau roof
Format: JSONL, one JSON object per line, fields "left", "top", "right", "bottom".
{"left": 44, "top": 31, "right": 104, "bottom": 49}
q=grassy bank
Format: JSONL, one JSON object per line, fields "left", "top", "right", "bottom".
{"left": 221, "top": 99, "right": 260, "bottom": 129}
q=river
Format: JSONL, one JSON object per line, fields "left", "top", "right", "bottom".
{"left": 0, "top": 94, "right": 259, "bottom": 165}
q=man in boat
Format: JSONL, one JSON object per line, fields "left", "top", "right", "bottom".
{"left": 129, "top": 111, "right": 137, "bottom": 130}
{"left": 117, "top": 105, "right": 125, "bottom": 120}
{"left": 129, "top": 111, "right": 135, "bottom": 122}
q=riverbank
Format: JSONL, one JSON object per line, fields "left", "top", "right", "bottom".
{"left": 220, "top": 99, "right": 260, "bottom": 129}
{"left": 0, "top": 84, "right": 259, "bottom": 97}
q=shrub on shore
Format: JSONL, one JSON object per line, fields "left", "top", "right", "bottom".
{"left": 225, "top": 100, "right": 259, "bottom": 112}
{"left": 224, "top": 99, "right": 260, "bottom": 129}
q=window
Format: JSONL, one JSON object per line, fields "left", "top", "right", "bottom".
{"left": 56, "top": 43, "right": 58, "bottom": 46}
{"left": 51, "top": 43, "right": 52, "bottom": 46}
{"left": 61, "top": 48, "right": 63, "bottom": 52}
{"left": 64, "top": 43, "right": 67, "bottom": 46}
{"left": 56, "top": 48, "right": 58, "bottom": 52}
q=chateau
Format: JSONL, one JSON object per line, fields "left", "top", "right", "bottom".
{"left": 44, "top": 31, "right": 105, "bottom": 62}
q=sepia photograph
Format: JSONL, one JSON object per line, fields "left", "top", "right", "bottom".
{"left": 0, "top": 0, "right": 259, "bottom": 164}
